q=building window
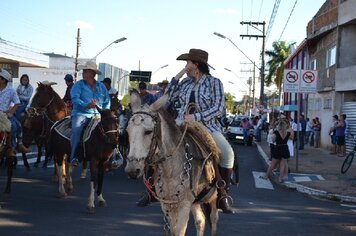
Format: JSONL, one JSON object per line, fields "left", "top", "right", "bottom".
{"left": 323, "top": 97, "right": 332, "bottom": 109}
{"left": 326, "top": 46, "right": 336, "bottom": 68}
{"left": 310, "top": 59, "right": 317, "bottom": 70}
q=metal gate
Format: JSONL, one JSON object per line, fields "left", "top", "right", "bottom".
{"left": 342, "top": 102, "right": 356, "bottom": 153}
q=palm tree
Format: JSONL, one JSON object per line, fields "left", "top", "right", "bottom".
{"left": 265, "top": 41, "right": 293, "bottom": 105}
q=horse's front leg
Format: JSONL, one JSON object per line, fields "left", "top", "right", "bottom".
{"left": 87, "top": 162, "right": 97, "bottom": 213}
{"left": 80, "top": 159, "right": 88, "bottom": 179}
{"left": 191, "top": 204, "right": 206, "bottom": 236}
{"left": 34, "top": 144, "right": 42, "bottom": 168}
{"left": 96, "top": 161, "right": 106, "bottom": 207}
{"left": 4, "top": 156, "right": 15, "bottom": 194}
{"left": 175, "top": 202, "right": 191, "bottom": 236}
{"left": 56, "top": 160, "right": 67, "bottom": 198}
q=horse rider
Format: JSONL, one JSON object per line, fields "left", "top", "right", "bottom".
{"left": 69, "top": 61, "right": 111, "bottom": 166}
{"left": 15, "top": 74, "right": 33, "bottom": 120}
{"left": 138, "top": 49, "right": 235, "bottom": 214}
{"left": 101, "top": 77, "right": 118, "bottom": 95}
{"left": 62, "top": 74, "right": 74, "bottom": 111}
{"left": 0, "top": 68, "right": 30, "bottom": 153}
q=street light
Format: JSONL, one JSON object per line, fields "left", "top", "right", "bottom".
{"left": 93, "top": 37, "right": 127, "bottom": 59}
{"left": 214, "top": 32, "right": 265, "bottom": 105}
{"left": 224, "top": 67, "right": 249, "bottom": 89}
{"left": 153, "top": 64, "right": 169, "bottom": 74}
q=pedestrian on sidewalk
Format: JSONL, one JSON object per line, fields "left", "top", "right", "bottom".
{"left": 262, "top": 117, "right": 293, "bottom": 183}
{"left": 335, "top": 114, "right": 346, "bottom": 157}
{"left": 313, "top": 117, "right": 321, "bottom": 148}
{"left": 329, "top": 115, "right": 338, "bottom": 154}
{"left": 299, "top": 114, "right": 306, "bottom": 150}
{"left": 305, "top": 117, "right": 313, "bottom": 144}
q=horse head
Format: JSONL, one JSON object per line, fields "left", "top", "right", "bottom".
{"left": 124, "top": 91, "right": 169, "bottom": 179}
{"left": 96, "top": 105, "right": 119, "bottom": 148}
{"left": 109, "top": 92, "right": 121, "bottom": 114}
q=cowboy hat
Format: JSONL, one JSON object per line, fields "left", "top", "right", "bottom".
{"left": 78, "top": 60, "right": 102, "bottom": 75}
{"left": 41, "top": 80, "right": 57, "bottom": 86}
{"left": 0, "top": 68, "right": 12, "bottom": 82}
{"left": 157, "top": 79, "right": 169, "bottom": 86}
{"left": 177, "top": 49, "right": 208, "bottom": 64}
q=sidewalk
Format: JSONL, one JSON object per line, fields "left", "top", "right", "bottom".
{"left": 256, "top": 133, "right": 356, "bottom": 203}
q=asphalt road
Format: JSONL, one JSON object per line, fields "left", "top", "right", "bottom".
{"left": 0, "top": 142, "right": 355, "bottom": 236}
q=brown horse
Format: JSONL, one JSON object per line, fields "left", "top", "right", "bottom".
{"left": 49, "top": 107, "right": 118, "bottom": 213}
{"left": 0, "top": 112, "right": 16, "bottom": 194}
{"left": 21, "top": 82, "right": 68, "bottom": 169}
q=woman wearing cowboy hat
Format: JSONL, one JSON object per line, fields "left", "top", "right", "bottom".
{"left": 69, "top": 61, "right": 111, "bottom": 166}
{"left": 137, "top": 49, "right": 235, "bottom": 214}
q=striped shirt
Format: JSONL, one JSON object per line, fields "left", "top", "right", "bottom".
{"left": 0, "top": 86, "right": 20, "bottom": 112}
{"left": 167, "top": 74, "right": 225, "bottom": 133}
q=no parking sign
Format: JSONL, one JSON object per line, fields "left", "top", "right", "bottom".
{"left": 283, "top": 69, "right": 317, "bottom": 93}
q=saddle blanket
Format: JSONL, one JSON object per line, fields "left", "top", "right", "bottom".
{"left": 53, "top": 116, "right": 100, "bottom": 142}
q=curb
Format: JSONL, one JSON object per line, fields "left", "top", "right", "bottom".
{"left": 255, "top": 141, "right": 356, "bottom": 203}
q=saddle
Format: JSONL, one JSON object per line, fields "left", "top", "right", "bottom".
{"left": 53, "top": 116, "right": 100, "bottom": 143}
{"left": 179, "top": 121, "right": 221, "bottom": 183}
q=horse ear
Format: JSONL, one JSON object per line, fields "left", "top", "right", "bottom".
{"left": 150, "top": 93, "right": 169, "bottom": 112}
{"left": 130, "top": 90, "right": 142, "bottom": 112}
{"left": 115, "top": 91, "right": 118, "bottom": 96}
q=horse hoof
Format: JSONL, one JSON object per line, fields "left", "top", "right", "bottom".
{"left": 98, "top": 201, "right": 107, "bottom": 207}
{"left": 58, "top": 193, "right": 67, "bottom": 199}
{"left": 86, "top": 206, "right": 95, "bottom": 214}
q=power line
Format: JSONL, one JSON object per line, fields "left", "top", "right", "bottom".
{"left": 278, "top": 0, "right": 298, "bottom": 41}
{"left": 266, "top": 0, "right": 281, "bottom": 42}
{"left": 258, "top": 0, "right": 264, "bottom": 22}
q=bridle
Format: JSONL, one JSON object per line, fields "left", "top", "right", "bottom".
{"left": 126, "top": 110, "right": 187, "bottom": 165}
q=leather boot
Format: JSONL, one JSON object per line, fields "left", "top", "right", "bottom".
{"left": 217, "top": 167, "right": 235, "bottom": 214}
{"left": 16, "top": 143, "right": 30, "bottom": 153}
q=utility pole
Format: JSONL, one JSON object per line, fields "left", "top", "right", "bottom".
{"left": 240, "top": 62, "right": 256, "bottom": 114}
{"left": 240, "top": 21, "right": 266, "bottom": 107}
{"left": 74, "top": 28, "right": 80, "bottom": 81}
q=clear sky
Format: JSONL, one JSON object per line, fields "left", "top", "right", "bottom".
{"left": 2, "top": 0, "right": 326, "bottom": 100}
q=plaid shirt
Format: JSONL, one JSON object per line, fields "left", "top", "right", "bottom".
{"left": 167, "top": 74, "right": 225, "bottom": 133}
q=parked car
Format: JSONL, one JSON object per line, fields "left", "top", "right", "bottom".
{"left": 225, "top": 116, "right": 254, "bottom": 146}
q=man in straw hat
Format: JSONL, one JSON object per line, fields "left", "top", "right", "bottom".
{"left": 137, "top": 49, "right": 236, "bottom": 214}
{"left": 0, "top": 68, "right": 30, "bottom": 153}
{"left": 69, "top": 61, "right": 111, "bottom": 166}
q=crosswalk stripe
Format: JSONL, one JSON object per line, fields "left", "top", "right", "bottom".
{"left": 253, "top": 171, "right": 274, "bottom": 190}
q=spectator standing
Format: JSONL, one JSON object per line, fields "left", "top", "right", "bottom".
{"left": 299, "top": 114, "right": 306, "bottom": 150}
{"left": 335, "top": 115, "right": 346, "bottom": 157}
{"left": 240, "top": 117, "right": 252, "bottom": 146}
{"left": 305, "top": 117, "right": 313, "bottom": 144}
{"left": 154, "top": 79, "right": 169, "bottom": 100}
{"left": 15, "top": 74, "right": 33, "bottom": 120}
{"left": 313, "top": 117, "right": 321, "bottom": 148}
{"left": 255, "top": 115, "right": 263, "bottom": 142}
{"left": 329, "top": 115, "right": 338, "bottom": 154}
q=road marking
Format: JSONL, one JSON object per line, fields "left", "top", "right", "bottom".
{"left": 253, "top": 171, "right": 274, "bottom": 190}
{"left": 341, "top": 204, "right": 356, "bottom": 208}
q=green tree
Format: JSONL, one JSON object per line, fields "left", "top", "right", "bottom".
{"left": 265, "top": 41, "right": 293, "bottom": 104}
{"left": 224, "top": 92, "right": 235, "bottom": 113}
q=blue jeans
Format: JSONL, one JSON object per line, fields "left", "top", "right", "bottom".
{"left": 243, "top": 129, "right": 248, "bottom": 144}
{"left": 70, "top": 115, "right": 90, "bottom": 161}
{"left": 15, "top": 101, "right": 29, "bottom": 120}
{"left": 9, "top": 116, "right": 21, "bottom": 148}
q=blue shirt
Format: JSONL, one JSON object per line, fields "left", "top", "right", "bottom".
{"left": 167, "top": 74, "right": 225, "bottom": 133}
{"left": 141, "top": 92, "right": 155, "bottom": 105}
{"left": 71, "top": 80, "right": 111, "bottom": 118}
